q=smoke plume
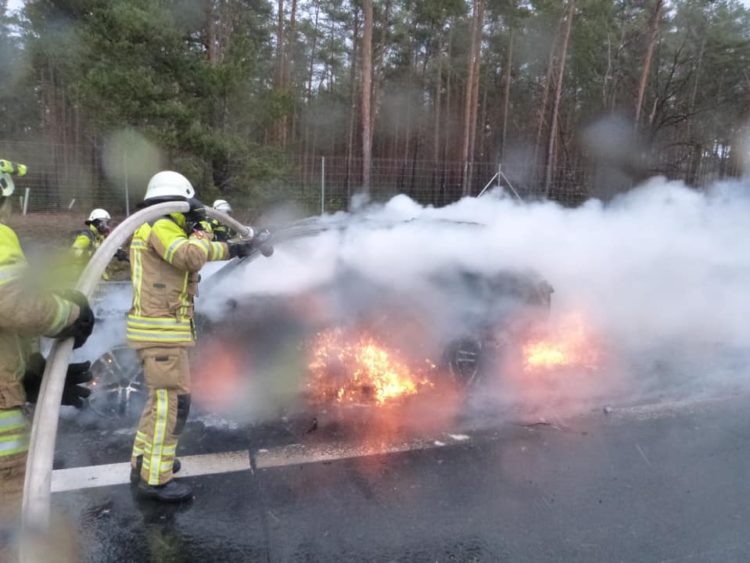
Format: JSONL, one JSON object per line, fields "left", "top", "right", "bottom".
{"left": 196, "top": 176, "right": 750, "bottom": 423}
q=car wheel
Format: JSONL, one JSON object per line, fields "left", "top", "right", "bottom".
{"left": 444, "top": 337, "right": 484, "bottom": 388}
{"left": 87, "top": 345, "right": 146, "bottom": 420}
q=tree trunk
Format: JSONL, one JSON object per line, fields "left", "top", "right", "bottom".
{"left": 346, "top": 7, "right": 360, "bottom": 196}
{"left": 302, "top": 0, "right": 320, "bottom": 186}
{"left": 361, "top": 0, "right": 373, "bottom": 193}
{"left": 206, "top": 0, "right": 218, "bottom": 65}
{"left": 477, "top": 63, "right": 489, "bottom": 162}
{"left": 608, "top": 8, "right": 628, "bottom": 111}
{"left": 533, "top": 16, "right": 562, "bottom": 175}
{"left": 461, "top": 0, "right": 485, "bottom": 195}
{"left": 685, "top": 32, "right": 706, "bottom": 185}
{"left": 274, "top": 0, "right": 288, "bottom": 146}
{"left": 276, "top": 0, "right": 285, "bottom": 88}
{"left": 442, "top": 25, "right": 453, "bottom": 182}
{"left": 686, "top": 33, "right": 706, "bottom": 142}
{"left": 544, "top": 0, "right": 575, "bottom": 196}
{"left": 285, "top": 0, "right": 297, "bottom": 86}
{"left": 432, "top": 31, "right": 444, "bottom": 199}
{"left": 284, "top": 0, "right": 298, "bottom": 146}
{"left": 305, "top": 0, "right": 319, "bottom": 101}
{"left": 634, "top": 0, "right": 663, "bottom": 129}
{"left": 500, "top": 27, "right": 514, "bottom": 161}
{"left": 467, "top": 0, "right": 485, "bottom": 164}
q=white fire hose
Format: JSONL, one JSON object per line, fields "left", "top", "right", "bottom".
{"left": 20, "top": 202, "right": 253, "bottom": 555}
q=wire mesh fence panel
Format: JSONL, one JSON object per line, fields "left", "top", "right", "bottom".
{"left": 311, "top": 157, "right": 592, "bottom": 212}
{"left": 0, "top": 139, "right": 741, "bottom": 218}
{"left": 0, "top": 139, "right": 130, "bottom": 215}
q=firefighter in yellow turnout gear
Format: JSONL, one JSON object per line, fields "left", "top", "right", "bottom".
{"left": 0, "top": 160, "right": 94, "bottom": 530}
{"left": 71, "top": 208, "right": 111, "bottom": 260}
{"left": 128, "top": 171, "right": 256, "bottom": 502}
{"left": 209, "top": 199, "right": 236, "bottom": 242}
{"left": 70, "top": 208, "right": 128, "bottom": 282}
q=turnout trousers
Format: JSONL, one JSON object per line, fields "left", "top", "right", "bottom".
{"left": 0, "top": 407, "right": 28, "bottom": 526}
{"left": 131, "top": 347, "right": 191, "bottom": 486}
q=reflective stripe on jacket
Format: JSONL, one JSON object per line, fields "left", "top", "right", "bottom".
{"left": 127, "top": 214, "right": 228, "bottom": 347}
{"left": 0, "top": 408, "right": 29, "bottom": 457}
{"left": 0, "top": 224, "right": 80, "bottom": 408}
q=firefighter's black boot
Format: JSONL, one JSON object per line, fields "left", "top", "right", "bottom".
{"left": 130, "top": 456, "right": 182, "bottom": 485}
{"left": 136, "top": 479, "right": 193, "bottom": 503}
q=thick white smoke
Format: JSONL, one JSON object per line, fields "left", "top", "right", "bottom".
{"left": 197, "top": 176, "right": 750, "bottom": 420}
{"left": 73, "top": 176, "right": 750, "bottom": 427}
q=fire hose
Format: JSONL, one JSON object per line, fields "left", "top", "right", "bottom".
{"left": 20, "top": 202, "right": 256, "bottom": 552}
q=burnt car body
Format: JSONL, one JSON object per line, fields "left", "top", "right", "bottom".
{"left": 85, "top": 217, "right": 553, "bottom": 419}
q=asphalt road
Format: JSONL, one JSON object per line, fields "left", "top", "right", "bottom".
{"left": 45, "top": 388, "right": 750, "bottom": 563}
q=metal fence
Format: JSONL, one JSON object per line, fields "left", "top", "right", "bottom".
{"left": 286, "top": 156, "right": 591, "bottom": 213}
{"left": 0, "top": 139, "right": 738, "bottom": 217}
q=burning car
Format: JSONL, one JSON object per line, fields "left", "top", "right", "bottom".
{"left": 85, "top": 216, "right": 554, "bottom": 420}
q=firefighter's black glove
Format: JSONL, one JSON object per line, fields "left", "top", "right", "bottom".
{"left": 227, "top": 240, "right": 253, "bottom": 259}
{"left": 23, "top": 353, "right": 92, "bottom": 408}
{"left": 114, "top": 248, "right": 129, "bottom": 262}
{"left": 61, "top": 361, "right": 93, "bottom": 408}
{"left": 212, "top": 227, "right": 230, "bottom": 243}
{"left": 228, "top": 229, "right": 274, "bottom": 258}
{"left": 56, "top": 290, "right": 96, "bottom": 349}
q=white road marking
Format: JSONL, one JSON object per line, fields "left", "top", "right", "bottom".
{"left": 51, "top": 450, "right": 251, "bottom": 493}
{"left": 52, "top": 462, "right": 131, "bottom": 492}
{"left": 52, "top": 433, "right": 473, "bottom": 493}
{"left": 254, "top": 435, "right": 465, "bottom": 470}
{"left": 51, "top": 393, "right": 749, "bottom": 494}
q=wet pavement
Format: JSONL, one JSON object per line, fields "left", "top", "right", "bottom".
{"left": 52, "top": 393, "right": 750, "bottom": 562}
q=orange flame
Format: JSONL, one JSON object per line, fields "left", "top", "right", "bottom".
{"left": 192, "top": 338, "right": 244, "bottom": 408}
{"left": 307, "top": 328, "right": 434, "bottom": 405}
{"left": 522, "top": 313, "right": 600, "bottom": 372}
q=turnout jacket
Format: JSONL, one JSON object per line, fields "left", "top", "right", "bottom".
{"left": 207, "top": 218, "right": 234, "bottom": 242}
{"left": 127, "top": 214, "right": 228, "bottom": 348}
{"left": 0, "top": 224, "right": 80, "bottom": 409}
{"left": 71, "top": 224, "right": 104, "bottom": 259}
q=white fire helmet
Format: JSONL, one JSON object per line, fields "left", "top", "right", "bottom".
{"left": 87, "top": 208, "right": 111, "bottom": 223}
{"left": 212, "top": 199, "right": 232, "bottom": 213}
{"left": 0, "top": 174, "right": 14, "bottom": 198}
{"left": 144, "top": 171, "right": 195, "bottom": 201}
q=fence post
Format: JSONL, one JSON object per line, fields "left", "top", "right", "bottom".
{"left": 320, "top": 156, "right": 326, "bottom": 215}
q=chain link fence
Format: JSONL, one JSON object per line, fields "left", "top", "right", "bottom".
{"left": 0, "top": 139, "right": 738, "bottom": 219}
